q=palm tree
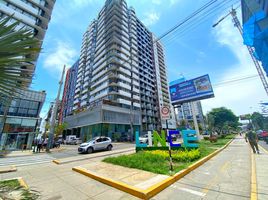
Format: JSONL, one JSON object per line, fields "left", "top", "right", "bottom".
{"left": 0, "top": 16, "right": 41, "bottom": 137}
{"left": 0, "top": 16, "right": 41, "bottom": 100}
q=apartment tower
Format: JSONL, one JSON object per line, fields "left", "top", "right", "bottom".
{"left": 63, "top": 0, "right": 175, "bottom": 141}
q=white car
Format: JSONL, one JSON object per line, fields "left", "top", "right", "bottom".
{"left": 139, "top": 134, "right": 150, "bottom": 144}
{"left": 78, "top": 136, "right": 113, "bottom": 154}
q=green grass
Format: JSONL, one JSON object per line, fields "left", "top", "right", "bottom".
{"left": 103, "top": 134, "right": 235, "bottom": 175}
{"left": 0, "top": 179, "right": 39, "bottom": 200}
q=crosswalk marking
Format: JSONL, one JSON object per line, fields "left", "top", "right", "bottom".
{"left": 0, "top": 154, "right": 55, "bottom": 166}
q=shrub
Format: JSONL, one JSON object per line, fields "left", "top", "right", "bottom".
{"left": 145, "top": 149, "right": 201, "bottom": 162}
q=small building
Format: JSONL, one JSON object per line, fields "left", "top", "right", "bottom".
{"left": 0, "top": 90, "right": 46, "bottom": 151}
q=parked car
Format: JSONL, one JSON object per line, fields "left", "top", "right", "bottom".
{"left": 66, "top": 135, "right": 78, "bottom": 145}
{"left": 257, "top": 130, "right": 268, "bottom": 140}
{"left": 78, "top": 136, "right": 113, "bottom": 154}
{"left": 139, "top": 134, "right": 150, "bottom": 144}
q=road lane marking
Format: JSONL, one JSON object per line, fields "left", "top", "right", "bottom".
{"left": 251, "top": 151, "right": 257, "bottom": 200}
{"left": 259, "top": 145, "right": 268, "bottom": 154}
{"left": 171, "top": 185, "right": 206, "bottom": 197}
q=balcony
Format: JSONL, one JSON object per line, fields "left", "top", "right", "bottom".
{"left": 118, "top": 90, "right": 131, "bottom": 98}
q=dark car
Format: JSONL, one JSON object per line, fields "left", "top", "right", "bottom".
{"left": 257, "top": 130, "right": 268, "bottom": 140}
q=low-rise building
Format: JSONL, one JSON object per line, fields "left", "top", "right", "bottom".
{"left": 0, "top": 90, "right": 46, "bottom": 151}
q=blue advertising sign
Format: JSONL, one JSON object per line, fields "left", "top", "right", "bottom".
{"left": 169, "top": 74, "right": 214, "bottom": 104}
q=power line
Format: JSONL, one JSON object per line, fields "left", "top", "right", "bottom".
{"left": 155, "top": 0, "right": 218, "bottom": 42}
{"left": 163, "top": 0, "right": 240, "bottom": 46}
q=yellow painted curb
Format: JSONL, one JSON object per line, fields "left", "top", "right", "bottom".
{"left": 73, "top": 138, "right": 234, "bottom": 199}
{"left": 18, "top": 177, "right": 29, "bottom": 190}
{"left": 251, "top": 152, "right": 257, "bottom": 200}
{"left": 73, "top": 166, "right": 146, "bottom": 199}
{"left": 52, "top": 159, "right": 60, "bottom": 164}
{"left": 259, "top": 145, "right": 268, "bottom": 154}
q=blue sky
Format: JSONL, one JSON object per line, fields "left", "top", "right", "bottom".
{"left": 32, "top": 0, "right": 268, "bottom": 118}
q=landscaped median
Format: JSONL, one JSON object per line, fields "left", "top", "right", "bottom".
{"left": 73, "top": 134, "right": 235, "bottom": 199}
{"left": 103, "top": 134, "right": 234, "bottom": 175}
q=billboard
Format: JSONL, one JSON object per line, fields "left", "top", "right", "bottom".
{"left": 169, "top": 74, "right": 214, "bottom": 104}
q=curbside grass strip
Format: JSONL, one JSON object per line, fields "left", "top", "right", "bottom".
{"left": 73, "top": 138, "right": 234, "bottom": 200}
{"left": 0, "top": 165, "right": 17, "bottom": 174}
{"left": 72, "top": 166, "right": 147, "bottom": 199}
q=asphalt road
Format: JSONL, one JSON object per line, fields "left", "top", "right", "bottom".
{"left": 50, "top": 142, "right": 135, "bottom": 159}
{"left": 259, "top": 140, "right": 268, "bottom": 151}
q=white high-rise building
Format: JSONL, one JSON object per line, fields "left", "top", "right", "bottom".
{"left": 63, "top": 0, "right": 175, "bottom": 141}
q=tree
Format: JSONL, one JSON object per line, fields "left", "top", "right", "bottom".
{"left": 251, "top": 112, "right": 264, "bottom": 130}
{"left": 54, "top": 123, "right": 68, "bottom": 139}
{"left": 207, "top": 107, "right": 239, "bottom": 135}
{"left": 0, "top": 16, "right": 40, "bottom": 100}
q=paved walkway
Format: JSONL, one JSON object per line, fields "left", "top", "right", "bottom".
{"left": 153, "top": 136, "right": 251, "bottom": 200}
{"left": 256, "top": 141, "right": 268, "bottom": 200}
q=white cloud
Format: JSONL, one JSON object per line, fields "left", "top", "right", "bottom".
{"left": 43, "top": 41, "right": 78, "bottom": 76}
{"left": 142, "top": 11, "right": 160, "bottom": 26}
{"left": 169, "top": 0, "right": 180, "bottom": 6}
{"left": 202, "top": 14, "right": 267, "bottom": 116}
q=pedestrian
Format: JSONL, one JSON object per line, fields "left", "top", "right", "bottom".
{"left": 245, "top": 124, "right": 260, "bottom": 154}
{"left": 37, "top": 138, "right": 43, "bottom": 153}
{"left": 43, "top": 138, "right": 48, "bottom": 150}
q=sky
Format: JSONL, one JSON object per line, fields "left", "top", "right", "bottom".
{"left": 32, "top": 0, "right": 268, "bottom": 119}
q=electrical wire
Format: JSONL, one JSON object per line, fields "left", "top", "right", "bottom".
{"left": 162, "top": 0, "right": 240, "bottom": 46}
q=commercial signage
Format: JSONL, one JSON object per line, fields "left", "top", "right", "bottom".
{"left": 169, "top": 74, "right": 214, "bottom": 104}
{"left": 161, "top": 106, "right": 170, "bottom": 120}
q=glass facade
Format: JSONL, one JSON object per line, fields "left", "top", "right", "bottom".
{"left": 0, "top": 90, "right": 45, "bottom": 151}
{"left": 0, "top": 98, "right": 41, "bottom": 118}
{"left": 79, "top": 123, "right": 140, "bottom": 142}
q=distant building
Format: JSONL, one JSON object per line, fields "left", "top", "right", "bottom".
{"left": 177, "top": 101, "right": 205, "bottom": 128}
{"left": 59, "top": 60, "right": 79, "bottom": 123}
{"left": 62, "top": 0, "right": 175, "bottom": 141}
{"left": 0, "top": 90, "right": 46, "bottom": 151}
{"left": 241, "top": 0, "right": 268, "bottom": 75}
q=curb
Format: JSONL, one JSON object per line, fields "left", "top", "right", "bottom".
{"left": 0, "top": 165, "right": 17, "bottom": 174}
{"left": 73, "top": 138, "right": 234, "bottom": 199}
{"left": 259, "top": 144, "right": 268, "bottom": 154}
{"left": 251, "top": 151, "right": 257, "bottom": 200}
{"left": 73, "top": 166, "right": 146, "bottom": 199}
{"left": 53, "top": 149, "right": 134, "bottom": 165}
{"left": 18, "top": 177, "right": 29, "bottom": 190}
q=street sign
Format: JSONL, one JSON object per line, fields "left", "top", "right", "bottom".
{"left": 161, "top": 106, "right": 170, "bottom": 120}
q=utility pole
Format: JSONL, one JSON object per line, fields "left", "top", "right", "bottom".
{"left": 190, "top": 101, "right": 200, "bottom": 139}
{"left": 213, "top": 8, "right": 268, "bottom": 96}
{"left": 47, "top": 65, "right": 66, "bottom": 152}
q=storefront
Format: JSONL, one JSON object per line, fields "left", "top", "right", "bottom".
{"left": 0, "top": 117, "right": 38, "bottom": 151}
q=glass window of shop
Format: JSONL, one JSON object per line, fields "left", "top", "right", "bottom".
{"left": 0, "top": 99, "right": 41, "bottom": 117}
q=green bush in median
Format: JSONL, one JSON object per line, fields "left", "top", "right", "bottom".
{"left": 145, "top": 149, "right": 201, "bottom": 162}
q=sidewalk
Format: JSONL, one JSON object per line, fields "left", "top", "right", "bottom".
{"left": 153, "top": 135, "right": 251, "bottom": 200}
{"left": 255, "top": 142, "right": 268, "bottom": 200}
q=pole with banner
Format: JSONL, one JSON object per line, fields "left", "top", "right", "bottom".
{"left": 161, "top": 106, "right": 173, "bottom": 172}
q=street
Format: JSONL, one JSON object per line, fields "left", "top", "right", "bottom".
{"left": 0, "top": 142, "right": 135, "bottom": 167}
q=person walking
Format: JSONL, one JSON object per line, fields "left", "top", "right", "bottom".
{"left": 37, "top": 138, "right": 43, "bottom": 153}
{"left": 245, "top": 124, "right": 260, "bottom": 154}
